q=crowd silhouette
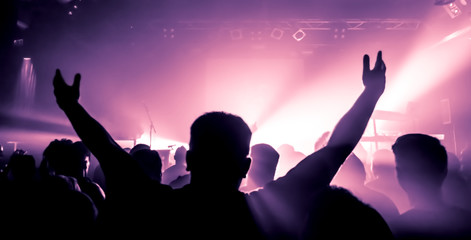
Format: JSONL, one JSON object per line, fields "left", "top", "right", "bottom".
{"left": 240, "top": 143, "right": 280, "bottom": 193}
{"left": 389, "top": 134, "right": 471, "bottom": 239}
{"left": 1, "top": 50, "right": 471, "bottom": 239}
{"left": 331, "top": 152, "right": 400, "bottom": 224}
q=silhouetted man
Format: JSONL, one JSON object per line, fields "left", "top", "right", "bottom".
{"left": 390, "top": 133, "right": 471, "bottom": 239}
{"left": 53, "top": 51, "right": 386, "bottom": 239}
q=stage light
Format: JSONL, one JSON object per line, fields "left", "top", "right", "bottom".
{"left": 163, "top": 28, "right": 175, "bottom": 39}
{"left": 292, "top": 29, "right": 306, "bottom": 42}
{"left": 250, "top": 31, "right": 263, "bottom": 41}
{"left": 333, "top": 28, "right": 346, "bottom": 39}
{"left": 230, "top": 29, "right": 243, "bottom": 40}
{"left": 270, "top": 28, "right": 284, "bottom": 40}
{"left": 444, "top": 2, "right": 462, "bottom": 18}
{"left": 434, "top": 0, "right": 455, "bottom": 5}
{"left": 13, "top": 39, "right": 24, "bottom": 47}
{"left": 16, "top": 20, "right": 29, "bottom": 30}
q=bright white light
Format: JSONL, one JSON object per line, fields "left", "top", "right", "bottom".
{"left": 292, "top": 29, "right": 306, "bottom": 42}
{"left": 135, "top": 132, "right": 188, "bottom": 151}
{"left": 204, "top": 58, "right": 304, "bottom": 127}
{"left": 378, "top": 26, "right": 471, "bottom": 113}
{"left": 443, "top": 3, "right": 462, "bottom": 18}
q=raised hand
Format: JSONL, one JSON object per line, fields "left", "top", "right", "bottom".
{"left": 362, "top": 51, "right": 386, "bottom": 94}
{"left": 53, "top": 69, "right": 81, "bottom": 109}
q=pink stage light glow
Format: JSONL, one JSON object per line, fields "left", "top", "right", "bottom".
{"left": 378, "top": 19, "right": 471, "bottom": 113}
{"left": 134, "top": 132, "right": 188, "bottom": 151}
{"left": 204, "top": 54, "right": 365, "bottom": 159}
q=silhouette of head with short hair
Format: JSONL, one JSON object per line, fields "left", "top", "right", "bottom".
{"left": 129, "top": 143, "right": 150, "bottom": 156}
{"left": 392, "top": 133, "right": 448, "bottom": 206}
{"left": 249, "top": 143, "right": 279, "bottom": 187}
{"left": 130, "top": 148, "right": 163, "bottom": 183}
{"left": 174, "top": 145, "right": 187, "bottom": 166}
{"left": 6, "top": 150, "right": 37, "bottom": 182}
{"left": 186, "top": 111, "right": 252, "bottom": 190}
{"left": 43, "top": 139, "right": 89, "bottom": 178}
{"left": 161, "top": 146, "right": 188, "bottom": 185}
{"left": 333, "top": 153, "right": 367, "bottom": 186}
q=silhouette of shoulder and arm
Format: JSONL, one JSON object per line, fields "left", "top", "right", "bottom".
{"left": 247, "top": 51, "right": 387, "bottom": 237}
{"left": 53, "top": 70, "right": 171, "bottom": 237}
{"left": 300, "top": 185, "right": 394, "bottom": 240}
{"left": 53, "top": 50, "right": 386, "bottom": 239}
{"left": 53, "top": 71, "right": 168, "bottom": 194}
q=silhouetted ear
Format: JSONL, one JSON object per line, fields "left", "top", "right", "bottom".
{"left": 185, "top": 150, "right": 193, "bottom": 171}
{"left": 241, "top": 157, "right": 251, "bottom": 178}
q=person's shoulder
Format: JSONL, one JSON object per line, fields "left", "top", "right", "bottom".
{"left": 163, "top": 165, "right": 177, "bottom": 173}
{"left": 169, "top": 174, "right": 190, "bottom": 189}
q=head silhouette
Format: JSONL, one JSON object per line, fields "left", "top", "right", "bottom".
{"left": 248, "top": 143, "right": 279, "bottom": 188}
{"left": 333, "top": 153, "right": 366, "bottom": 186}
{"left": 7, "top": 150, "right": 37, "bottom": 182}
{"left": 186, "top": 111, "right": 252, "bottom": 190}
{"left": 130, "top": 148, "right": 163, "bottom": 183}
{"left": 43, "top": 139, "right": 90, "bottom": 178}
{"left": 129, "top": 143, "right": 151, "bottom": 155}
{"left": 392, "top": 134, "right": 447, "bottom": 204}
{"left": 174, "top": 146, "right": 187, "bottom": 166}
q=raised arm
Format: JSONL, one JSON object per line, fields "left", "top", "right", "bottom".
{"left": 326, "top": 51, "right": 385, "bottom": 150}
{"left": 267, "top": 51, "right": 386, "bottom": 193}
{"left": 53, "top": 70, "right": 148, "bottom": 193}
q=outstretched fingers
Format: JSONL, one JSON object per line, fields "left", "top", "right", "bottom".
{"left": 363, "top": 54, "right": 370, "bottom": 73}
{"left": 73, "top": 73, "right": 81, "bottom": 91}
{"left": 374, "top": 51, "right": 386, "bottom": 72}
{"left": 53, "top": 69, "right": 65, "bottom": 87}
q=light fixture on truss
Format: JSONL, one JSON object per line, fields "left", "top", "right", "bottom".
{"left": 292, "top": 29, "right": 306, "bottom": 42}
{"left": 270, "top": 28, "right": 284, "bottom": 40}
{"left": 444, "top": 2, "right": 462, "bottom": 18}
{"left": 230, "top": 29, "right": 243, "bottom": 40}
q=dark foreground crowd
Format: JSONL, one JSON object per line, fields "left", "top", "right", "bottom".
{"left": 1, "top": 51, "right": 471, "bottom": 239}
